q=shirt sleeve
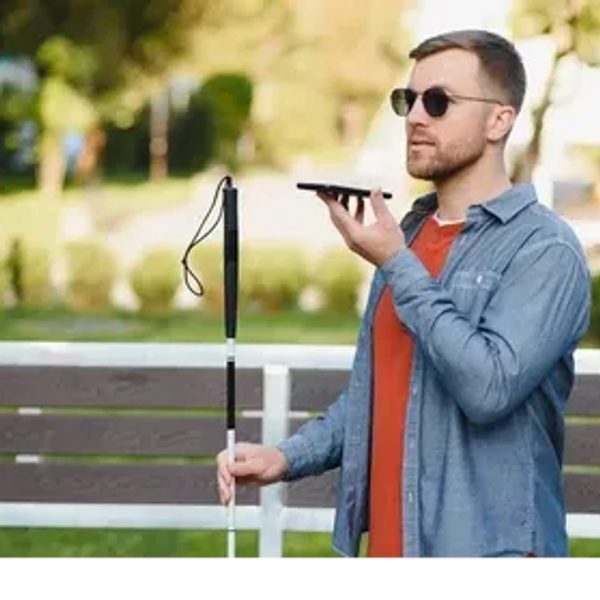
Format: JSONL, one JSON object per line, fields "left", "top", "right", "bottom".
{"left": 380, "top": 239, "right": 591, "bottom": 425}
{"left": 276, "top": 389, "right": 347, "bottom": 481}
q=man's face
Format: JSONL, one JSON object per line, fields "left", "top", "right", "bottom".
{"left": 403, "top": 49, "right": 498, "bottom": 183}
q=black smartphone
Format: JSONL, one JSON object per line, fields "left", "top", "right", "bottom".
{"left": 297, "top": 182, "right": 392, "bottom": 199}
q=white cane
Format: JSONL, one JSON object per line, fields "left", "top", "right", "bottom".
{"left": 181, "top": 174, "right": 239, "bottom": 559}
{"left": 223, "top": 177, "right": 239, "bottom": 559}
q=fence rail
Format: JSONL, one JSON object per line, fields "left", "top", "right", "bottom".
{"left": 0, "top": 342, "right": 598, "bottom": 557}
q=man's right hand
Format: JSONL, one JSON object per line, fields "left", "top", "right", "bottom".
{"left": 216, "top": 442, "right": 289, "bottom": 506}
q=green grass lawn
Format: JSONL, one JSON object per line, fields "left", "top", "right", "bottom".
{"left": 0, "top": 306, "right": 362, "bottom": 344}
{"left": 0, "top": 530, "right": 339, "bottom": 558}
{"left": 1, "top": 528, "right": 597, "bottom": 557}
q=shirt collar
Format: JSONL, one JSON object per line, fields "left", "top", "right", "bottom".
{"left": 474, "top": 182, "right": 539, "bottom": 224}
{"left": 409, "top": 182, "right": 539, "bottom": 225}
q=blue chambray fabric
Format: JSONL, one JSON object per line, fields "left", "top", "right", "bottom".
{"left": 277, "top": 183, "right": 591, "bottom": 557}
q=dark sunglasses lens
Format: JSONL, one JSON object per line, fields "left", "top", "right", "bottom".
{"left": 390, "top": 89, "right": 415, "bottom": 116}
{"left": 423, "top": 89, "right": 449, "bottom": 117}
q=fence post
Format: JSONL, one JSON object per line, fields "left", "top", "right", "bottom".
{"left": 259, "top": 364, "right": 291, "bottom": 558}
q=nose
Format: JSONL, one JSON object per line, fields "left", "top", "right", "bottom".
{"left": 406, "top": 95, "right": 430, "bottom": 127}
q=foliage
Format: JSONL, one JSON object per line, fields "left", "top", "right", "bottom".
{"left": 38, "top": 75, "right": 97, "bottom": 136}
{"left": 188, "top": 242, "right": 224, "bottom": 313}
{"left": 5, "top": 238, "right": 54, "bottom": 308}
{"left": 308, "top": 1, "right": 411, "bottom": 99}
{"left": 312, "top": 249, "right": 365, "bottom": 314}
{"left": 0, "top": 250, "right": 8, "bottom": 308}
{"left": 590, "top": 273, "right": 600, "bottom": 342}
{"left": 63, "top": 238, "right": 119, "bottom": 311}
{"left": 130, "top": 247, "right": 181, "bottom": 313}
{"left": 168, "top": 92, "right": 215, "bottom": 175}
{"left": 0, "top": 0, "right": 418, "bottom": 178}
{"left": 187, "top": 0, "right": 413, "bottom": 166}
{"left": 509, "top": 0, "right": 600, "bottom": 181}
{"left": 0, "top": 0, "right": 212, "bottom": 190}
{"left": 0, "top": 1, "right": 212, "bottom": 103}
{"left": 198, "top": 73, "right": 254, "bottom": 173}
{"left": 189, "top": 241, "right": 311, "bottom": 314}
{"left": 511, "top": 0, "right": 600, "bottom": 64}
{"left": 241, "top": 243, "right": 311, "bottom": 312}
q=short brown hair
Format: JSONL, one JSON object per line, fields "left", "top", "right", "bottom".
{"left": 409, "top": 29, "right": 527, "bottom": 113}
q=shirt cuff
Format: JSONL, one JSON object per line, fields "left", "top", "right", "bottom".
{"left": 276, "top": 434, "right": 314, "bottom": 482}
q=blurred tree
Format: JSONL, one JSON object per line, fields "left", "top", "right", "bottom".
{"left": 510, "top": 0, "right": 600, "bottom": 182}
{"left": 0, "top": 0, "right": 212, "bottom": 194}
{"left": 189, "top": 0, "right": 301, "bottom": 81}
{"left": 310, "top": 0, "right": 412, "bottom": 147}
{"left": 199, "top": 73, "right": 254, "bottom": 172}
{"left": 275, "top": 0, "right": 413, "bottom": 162}
{"left": 186, "top": 0, "right": 302, "bottom": 167}
{"left": 187, "top": 0, "right": 413, "bottom": 166}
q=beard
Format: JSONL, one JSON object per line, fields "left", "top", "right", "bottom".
{"left": 406, "top": 134, "right": 486, "bottom": 183}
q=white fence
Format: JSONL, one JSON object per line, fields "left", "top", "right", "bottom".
{"left": 0, "top": 341, "right": 599, "bottom": 557}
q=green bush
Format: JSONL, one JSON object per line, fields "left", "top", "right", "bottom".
{"left": 242, "top": 244, "right": 310, "bottom": 312}
{"left": 188, "top": 242, "right": 371, "bottom": 315}
{"left": 0, "top": 251, "right": 8, "bottom": 308}
{"left": 312, "top": 248, "right": 365, "bottom": 314}
{"left": 188, "top": 242, "right": 224, "bottom": 313}
{"left": 130, "top": 247, "right": 181, "bottom": 313}
{"left": 64, "top": 239, "right": 118, "bottom": 311}
{"left": 189, "top": 242, "right": 311, "bottom": 314}
{"left": 200, "top": 73, "right": 254, "bottom": 173}
{"left": 6, "top": 238, "right": 54, "bottom": 308}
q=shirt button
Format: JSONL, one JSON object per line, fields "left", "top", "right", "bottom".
{"left": 408, "top": 492, "right": 414, "bottom": 503}
{"left": 476, "top": 275, "right": 483, "bottom": 285}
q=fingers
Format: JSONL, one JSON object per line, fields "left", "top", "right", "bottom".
{"left": 370, "top": 188, "right": 389, "bottom": 220}
{"left": 216, "top": 443, "right": 262, "bottom": 505}
{"left": 355, "top": 197, "right": 365, "bottom": 224}
{"left": 317, "top": 191, "right": 338, "bottom": 203}
{"left": 340, "top": 193, "right": 350, "bottom": 212}
{"left": 216, "top": 449, "right": 233, "bottom": 505}
{"left": 325, "top": 193, "right": 360, "bottom": 227}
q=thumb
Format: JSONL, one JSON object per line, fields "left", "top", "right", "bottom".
{"left": 229, "top": 457, "right": 261, "bottom": 478}
{"left": 233, "top": 442, "right": 258, "bottom": 461}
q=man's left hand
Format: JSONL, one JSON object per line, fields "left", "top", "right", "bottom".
{"left": 317, "top": 188, "right": 406, "bottom": 267}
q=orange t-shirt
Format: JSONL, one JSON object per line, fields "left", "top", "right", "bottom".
{"left": 367, "top": 214, "right": 464, "bottom": 557}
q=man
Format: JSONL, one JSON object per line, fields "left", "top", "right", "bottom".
{"left": 216, "top": 29, "right": 591, "bottom": 557}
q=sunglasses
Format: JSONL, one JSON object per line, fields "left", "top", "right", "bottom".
{"left": 390, "top": 86, "right": 503, "bottom": 118}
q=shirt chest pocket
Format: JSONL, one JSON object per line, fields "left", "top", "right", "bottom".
{"left": 447, "top": 269, "right": 501, "bottom": 325}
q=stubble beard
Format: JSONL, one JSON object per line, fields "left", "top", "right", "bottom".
{"left": 407, "top": 137, "right": 486, "bottom": 184}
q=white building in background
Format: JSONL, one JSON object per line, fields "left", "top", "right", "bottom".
{"left": 355, "top": 0, "right": 600, "bottom": 247}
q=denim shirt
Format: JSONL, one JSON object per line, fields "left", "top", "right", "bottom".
{"left": 277, "top": 183, "right": 591, "bottom": 557}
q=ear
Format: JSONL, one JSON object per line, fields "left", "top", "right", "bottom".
{"left": 486, "top": 105, "right": 516, "bottom": 143}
